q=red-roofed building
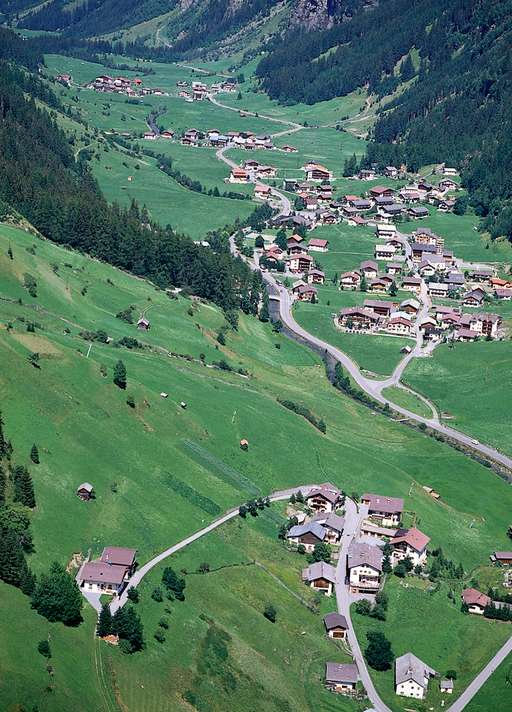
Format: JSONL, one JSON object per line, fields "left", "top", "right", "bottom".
{"left": 461, "top": 588, "right": 491, "bottom": 615}
{"left": 391, "top": 528, "right": 430, "bottom": 567}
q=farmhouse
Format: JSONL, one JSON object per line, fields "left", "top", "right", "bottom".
{"left": 303, "top": 162, "right": 332, "bottom": 181}
{"left": 386, "top": 262, "right": 403, "bottom": 276}
{"left": 401, "top": 277, "right": 422, "bottom": 294}
{"left": 339, "top": 271, "right": 361, "bottom": 289}
{"left": 359, "top": 168, "right": 377, "bottom": 180}
{"left": 338, "top": 307, "right": 379, "bottom": 330}
{"left": 305, "top": 484, "right": 342, "bottom": 513}
{"left": 229, "top": 167, "right": 249, "bottom": 183}
{"left": 347, "top": 542, "right": 383, "bottom": 593}
{"left": 385, "top": 316, "right": 413, "bottom": 336}
{"left": 325, "top": 663, "right": 358, "bottom": 695}
{"left": 455, "top": 327, "right": 479, "bottom": 342}
{"left": 323, "top": 612, "right": 348, "bottom": 639}
{"left": 390, "top": 527, "right": 430, "bottom": 567}
{"left": 384, "top": 165, "right": 399, "bottom": 178}
{"left": 374, "top": 244, "right": 396, "bottom": 261}
{"left": 440, "top": 679, "right": 455, "bottom": 694}
{"left": 360, "top": 260, "right": 379, "bottom": 279}
{"left": 308, "top": 238, "right": 329, "bottom": 252}
{"left": 302, "top": 561, "right": 337, "bottom": 595}
{"left": 76, "top": 482, "right": 94, "bottom": 501}
{"left": 287, "top": 253, "right": 313, "bottom": 273}
{"left": 311, "top": 512, "right": 345, "bottom": 544}
{"left": 254, "top": 184, "right": 272, "bottom": 200}
{"left": 395, "top": 653, "right": 436, "bottom": 700}
{"left": 79, "top": 546, "right": 136, "bottom": 595}
{"left": 287, "top": 521, "right": 326, "bottom": 551}
{"left": 463, "top": 288, "right": 485, "bottom": 307}
{"left": 490, "top": 551, "right": 512, "bottom": 565}
{"left": 376, "top": 223, "right": 397, "bottom": 240}
{"left": 362, "top": 493, "right": 404, "bottom": 527}
{"left": 369, "top": 186, "right": 394, "bottom": 199}
{"left": 461, "top": 588, "right": 491, "bottom": 614}
{"left": 137, "top": 316, "right": 150, "bottom": 330}
{"left": 293, "top": 284, "right": 317, "bottom": 302}
{"left": 363, "top": 300, "right": 396, "bottom": 317}
{"left": 307, "top": 269, "right": 325, "bottom": 285}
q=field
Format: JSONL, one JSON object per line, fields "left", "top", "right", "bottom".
{"left": 404, "top": 341, "right": 512, "bottom": 457}
{"left": 1, "top": 219, "right": 512, "bottom": 709}
{"left": 381, "top": 386, "right": 433, "bottom": 419}
{"left": 466, "top": 652, "right": 512, "bottom": 712}
{"left": 352, "top": 577, "right": 511, "bottom": 712}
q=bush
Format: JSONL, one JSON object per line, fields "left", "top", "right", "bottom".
{"left": 151, "top": 587, "right": 163, "bottom": 602}
{"left": 154, "top": 630, "right": 166, "bottom": 643}
{"left": 127, "top": 587, "right": 139, "bottom": 603}
{"left": 365, "top": 630, "right": 394, "bottom": 671}
{"left": 277, "top": 399, "right": 326, "bottom": 434}
{"left": 263, "top": 604, "right": 277, "bottom": 623}
{"left": 158, "top": 617, "right": 169, "bottom": 629}
{"left": 38, "top": 640, "right": 51, "bottom": 658}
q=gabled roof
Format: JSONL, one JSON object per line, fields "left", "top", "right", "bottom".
{"left": 323, "top": 612, "right": 348, "bottom": 630}
{"left": 325, "top": 662, "right": 358, "bottom": 684}
{"left": 392, "top": 527, "right": 430, "bottom": 553}
{"left": 462, "top": 588, "right": 491, "bottom": 608}
{"left": 395, "top": 652, "right": 436, "bottom": 688}
{"left": 77, "top": 482, "right": 94, "bottom": 492}
{"left": 101, "top": 547, "right": 136, "bottom": 567}
{"left": 302, "top": 561, "right": 337, "bottom": 583}
{"left": 347, "top": 541, "right": 383, "bottom": 572}
{"left": 81, "top": 561, "right": 126, "bottom": 585}
{"left": 311, "top": 512, "right": 345, "bottom": 533}
{"left": 305, "top": 486, "right": 341, "bottom": 504}
{"left": 362, "top": 493, "right": 404, "bottom": 514}
{"left": 287, "top": 522, "right": 326, "bottom": 541}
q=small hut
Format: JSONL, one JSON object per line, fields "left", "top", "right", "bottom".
{"left": 137, "top": 316, "right": 150, "bottom": 330}
{"left": 240, "top": 439, "right": 249, "bottom": 451}
{"left": 76, "top": 482, "right": 94, "bottom": 501}
{"left": 180, "top": 401, "right": 187, "bottom": 409}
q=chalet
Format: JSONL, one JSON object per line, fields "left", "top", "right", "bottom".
{"left": 400, "top": 299, "right": 420, "bottom": 316}
{"left": 254, "top": 184, "right": 272, "bottom": 200}
{"left": 386, "top": 262, "right": 402, "bottom": 276}
{"left": 390, "top": 527, "right": 430, "bottom": 567}
{"left": 293, "top": 284, "right": 317, "bottom": 302}
{"left": 417, "top": 180, "right": 434, "bottom": 194}
{"left": 409, "top": 206, "right": 429, "bottom": 219}
{"left": 462, "top": 288, "right": 485, "bottom": 308}
{"left": 287, "top": 521, "right": 326, "bottom": 551}
{"left": 143, "top": 131, "right": 157, "bottom": 140}
{"left": 490, "top": 551, "right": 512, "bottom": 566}
{"left": 395, "top": 653, "right": 436, "bottom": 700}
{"left": 347, "top": 214, "right": 368, "bottom": 227}
{"left": 79, "top": 546, "right": 136, "bottom": 595}
{"left": 307, "top": 269, "right": 325, "bottom": 285}
{"left": 436, "top": 197, "right": 456, "bottom": 212}
{"left": 401, "top": 277, "right": 422, "bottom": 294}
{"left": 491, "top": 277, "right": 512, "bottom": 289}
{"left": 308, "top": 238, "right": 329, "bottom": 252}
{"left": 359, "top": 169, "right": 377, "bottom": 180}
{"left": 399, "top": 187, "right": 421, "bottom": 202}
{"left": 160, "top": 130, "right": 174, "bottom": 139}
{"left": 305, "top": 484, "right": 342, "bottom": 513}
{"left": 323, "top": 612, "right": 348, "bottom": 639}
{"left": 419, "top": 255, "right": 447, "bottom": 276}
{"left": 229, "top": 167, "right": 249, "bottom": 184}
{"left": 352, "top": 198, "right": 372, "bottom": 212}
{"left": 347, "top": 541, "right": 383, "bottom": 593}
{"left": 461, "top": 588, "right": 491, "bottom": 614}
{"left": 455, "top": 327, "right": 479, "bottom": 342}
{"left": 469, "top": 270, "right": 493, "bottom": 283}
{"left": 317, "top": 210, "right": 337, "bottom": 225}
{"left": 428, "top": 283, "right": 450, "bottom": 298}
{"left": 342, "top": 206, "right": 359, "bottom": 220}
{"left": 360, "top": 260, "right": 379, "bottom": 279}
{"left": 362, "top": 493, "right": 404, "bottom": 527}
{"left": 374, "top": 195, "right": 395, "bottom": 208}
{"left": 76, "top": 482, "right": 94, "bottom": 501}
{"left": 413, "top": 227, "right": 443, "bottom": 249}
{"left": 303, "top": 162, "right": 332, "bottom": 181}
{"left": 360, "top": 521, "right": 397, "bottom": 540}
{"left": 385, "top": 316, "right": 413, "bottom": 336}
{"left": 442, "top": 166, "right": 458, "bottom": 176}
{"left": 439, "top": 178, "right": 458, "bottom": 191}
{"left": 283, "top": 178, "right": 298, "bottom": 191}
{"left": 137, "top": 316, "right": 150, "bottom": 330}
{"left": 311, "top": 512, "right": 345, "bottom": 544}
{"left": 287, "top": 241, "right": 309, "bottom": 256}
{"left": 325, "top": 663, "right": 359, "bottom": 696}
{"left": 255, "top": 164, "right": 277, "bottom": 179}
{"left": 419, "top": 316, "right": 438, "bottom": 338}
{"left": 445, "top": 272, "right": 465, "bottom": 288}
{"left": 374, "top": 244, "right": 396, "bottom": 261}
{"left": 367, "top": 278, "right": 391, "bottom": 293}
{"left": 281, "top": 145, "right": 298, "bottom": 153}
{"left": 369, "top": 186, "right": 394, "bottom": 199}
{"left": 302, "top": 561, "right": 337, "bottom": 596}
{"left": 338, "top": 307, "right": 379, "bottom": 330}
{"left": 287, "top": 253, "right": 313, "bottom": 273}
{"left": 411, "top": 242, "right": 437, "bottom": 261}
{"left": 287, "top": 233, "right": 304, "bottom": 247}
{"left": 379, "top": 203, "right": 404, "bottom": 219}
{"left": 182, "top": 128, "right": 202, "bottom": 145}
{"left": 465, "top": 312, "right": 502, "bottom": 338}
{"left": 339, "top": 271, "right": 361, "bottom": 290}
{"left": 363, "top": 299, "right": 396, "bottom": 317}
{"left": 440, "top": 679, "right": 455, "bottom": 694}
{"left": 384, "top": 165, "right": 399, "bottom": 178}
{"left": 376, "top": 223, "right": 397, "bottom": 240}
{"left": 495, "top": 287, "right": 512, "bottom": 300}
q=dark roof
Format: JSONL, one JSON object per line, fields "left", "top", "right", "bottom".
{"left": 323, "top": 612, "right": 348, "bottom": 631}
{"left": 287, "top": 522, "right": 326, "bottom": 541}
{"left": 362, "top": 493, "right": 404, "bottom": 514}
{"left": 306, "top": 486, "right": 341, "bottom": 504}
{"left": 80, "top": 561, "right": 126, "bottom": 585}
{"left": 347, "top": 541, "right": 383, "bottom": 571}
{"left": 325, "top": 662, "right": 358, "bottom": 684}
{"left": 302, "top": 561, "right": 337, "bottom": 583}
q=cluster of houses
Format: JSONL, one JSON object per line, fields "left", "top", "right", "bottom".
{"left": 177, "top": 78, "right": 237, "bottom": 102}
{"left": 283, "top": 485, "right": 443, "bottom": 700}
{"left": 87, "top": 75, "right": 167, "bottom": 97}
{"left": 78, "top": 546, "right": 136, "bottom": 595}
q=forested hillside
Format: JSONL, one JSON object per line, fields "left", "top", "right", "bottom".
{"left": 0, "top": 29, "right": 260, "bottom": 310}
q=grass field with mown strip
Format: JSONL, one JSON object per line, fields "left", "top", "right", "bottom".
{"left": 403, "top": 341, "right": 512, "bottom": 457}
{"left": 352, "top": 577, "right": 511, "bottom": 712}
{"left": 381, "top": 386, "right": 433, "bottom": 419}
{"left": 2, "top": 223, "right": 512, "bottom": 709}
{"left": 465, "top": 652, "right": 512, "bottom": 712}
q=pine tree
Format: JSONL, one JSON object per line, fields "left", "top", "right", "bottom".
{"left": 0, "top": 411, "right": 8, "bottom": 458}
{"left": 113, "top": 360, "right": 127, "bottom": 390}
{"left": 97, "top": 601, "right": 113, "bottom": 637}
{"left": 0, "top": 526, "right": 28, "bottom": 588}
{"left": 31, "top": 561, "right": 83, "bottom": 625}
{"left": 12, "top": 465, "right": 36, "bottom": 508}
{"left": 112, "top": 606, "right": 144, "bottom": 652}
{"left": 400, "top": 54, "right": 415, "bottom": 81}
{"left": 30, "top": 444, "right": 39, "bottom": 464}
{"left": 259, "top": 293, "right": 270, "bottom": 322}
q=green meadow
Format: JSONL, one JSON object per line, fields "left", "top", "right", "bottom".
{"left": 381, "top": 386, "right": 433, "bottom": 419}
{"left": 352, "top": 577, "right": 511, "bottom": 712}
{"left": 466, "top": 653, "right": 512, "bottom": 712}
{"left": 1, "top": 223, "right": 512, "bottom": 709}
{"left": 404, "top": 341, "right": 512, "bottom": 457}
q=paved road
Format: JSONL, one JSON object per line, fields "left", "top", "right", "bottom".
{"left": 445, "top": 636, "right": 512, "bottom": 712}
{"left": 208, "top": 93, "right": 303, "bottom": 131}
{"left": 109, "top": 484, "right": 316, "bottom": 614}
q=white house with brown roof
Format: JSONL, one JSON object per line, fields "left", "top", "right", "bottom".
{"left": 362, "top": 493, "right": 404, "bottom": 527}
{"left": 287, "top": 521, "right": 326, "bottom": 552}
{"left": 390, "top": 528, "right": 430, "bottom": 567}
{"left": 323, "top": 613, "right": 348, "bottom": 639}
{"left": 325, "top": 662, "right": 359, "bottom": 695}
{"left": 347, "top": 542, "right": 383, "bottom": 593}
{"left": 302, "top": 561, "right": 337, "bottom": 596}
{"left": 303, "top": 162, "right": 332, "bottom": 181}
{"left": 461, "top": 588, "right": 491, "bottom": 614}
{"left": 79, "top": 546, "right": 136, "bottom": 595}
{"left": 305, "top": 484, "right": 342, "bottom": 513}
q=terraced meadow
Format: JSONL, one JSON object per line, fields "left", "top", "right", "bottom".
{"left": 1, "top": 221, "right": 512, "bottom": 710}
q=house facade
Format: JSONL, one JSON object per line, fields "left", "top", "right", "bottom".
{"left": 347, "top": 542, "right": 383, "bottom": 593}
{"left": 395, "top": 653, "right": 436, "bottom": 700}
{"left": 362, "top": 493, "right": 404, "bottom": 527}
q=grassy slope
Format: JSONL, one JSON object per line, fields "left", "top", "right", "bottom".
{"left": 352, "top": 577, "right": 511, "bottom": 712}
{"left": 465, "top": 653, "right": 512, "bottom": 711}
{"left": 404, "top": 341, "right": 512, "bottom": 457}
{"left": 381, "top": 386, "right": 433, "bottom": 418}
{"left": 1, "top": 222, "right": 512, "bottom": 709}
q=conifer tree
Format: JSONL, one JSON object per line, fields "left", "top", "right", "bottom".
{"left": 12, "top": 465, "right": 36, "bottom": 508}
{"left": 97, "top": 601, "right": 113, "bottom": 637}
{"left": 30, "top": 444, "right": 39, "bottom": 464}
{"left": 113, "top": 360, "right": 127, "bottom": 390}
{"left": 0, "top": 527, "right": 29, "bottom": 588}
{"left": 32, "top": 562, "right": 83, "bottom": 625}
